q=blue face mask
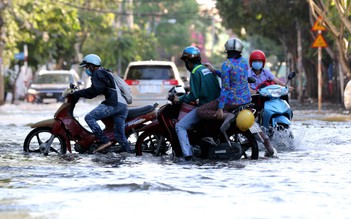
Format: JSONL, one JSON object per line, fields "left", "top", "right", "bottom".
{"left": 85, "top": 69, "right": 92, "bottom": 76}
{"left": 252, "top": 61, "right": 263, "bottom": 70}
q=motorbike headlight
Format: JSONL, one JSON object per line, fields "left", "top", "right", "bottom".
{"left": 267, "top": 87, "right": 289, "bottom": 98}
{"left": 27, "top": 88, "right": 38, "bottom": 94}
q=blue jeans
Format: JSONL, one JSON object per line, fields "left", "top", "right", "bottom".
{"left": 85, "top": 103, "right": 131, "bottom": 152}
{"left": 175, "top": 107, "right": 200, "bottom": 157}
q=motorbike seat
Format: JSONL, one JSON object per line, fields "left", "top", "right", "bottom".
{"left": 127, "top": 104, "right": 156, "bottom": 118}
{"left": 228, "top": 103, "right": 254, "bottom": 114}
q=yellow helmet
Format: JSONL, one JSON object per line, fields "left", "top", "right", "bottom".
{"left": 236, "top": 109, "right": 255, "bottom": 131}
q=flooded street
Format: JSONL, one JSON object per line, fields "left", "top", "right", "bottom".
{"left": 1, "top": 100, "right": 351, "bottom": 219}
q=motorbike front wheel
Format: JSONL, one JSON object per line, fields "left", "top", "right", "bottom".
{"left": 135, "top": 131, "right": 172, "bottom": 156}
{"left": 23, "top": 127, "right": 67, "bottom": 155}
{"left": 231, "top": 132, "right": 259, "bottom": 160}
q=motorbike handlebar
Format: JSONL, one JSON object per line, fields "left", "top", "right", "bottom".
{"left": 168, "top": 94, "right": 175, "bottom": 101}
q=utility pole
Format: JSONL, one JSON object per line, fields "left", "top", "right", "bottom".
{"left": 311, "top": 16, "right": 328, "bottom": 112}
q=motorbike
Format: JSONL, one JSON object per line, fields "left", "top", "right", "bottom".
{"left": 23, "top": 84, "right": 158, "bottom": 156}
{"left": 252, "top": 72, "right": 296, "bottom": 143}
{"left": 134, "top": 86, "right": 264, "bottom": 161}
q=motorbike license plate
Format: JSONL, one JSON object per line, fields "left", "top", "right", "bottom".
{"left": 249, "top": 122, "right": 261, "bottom": 134}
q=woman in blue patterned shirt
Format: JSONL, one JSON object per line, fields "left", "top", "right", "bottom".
{"left": 198, "top": 38, "right": 276, "bottom": 157}
{"left": 197, "top": 38, "right": 251, "bottom": 121}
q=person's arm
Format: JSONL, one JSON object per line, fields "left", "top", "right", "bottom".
{"left": 272, "top": 76, "right": 295, "bottom": 91}
{"left": 204, "top": 62, "right": 221, "bottom": 77}
{"left": 74, "top": 73, "right": 105, "bottom": 99}
{"left": 272, "top": 77, "right": 285, "bottom": 86}
{"left": 179, "top": 70, "right": 201, "bottom": 103}
{"left": 217, "top": 63, "right": 230, "bottom": 109}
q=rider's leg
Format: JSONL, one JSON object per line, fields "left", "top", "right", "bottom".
{"left": 85, "top": 104, "right": 111, "bottom": 145}
{"left": 258, "top": 131, "right": 276, "bottom": 157}
{"left": 175, "top": 107, "right": 200, "bottom": 159}
{"left": 220, "top": 112, "right": 235, "bottom": 132}
{"left": 113, "top": 103, "right": 132, "bottom": 153}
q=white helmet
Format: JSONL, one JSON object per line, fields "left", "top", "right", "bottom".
{"left": 79, "top": 54, "right": 101, "bottom": 67}
{"left": 224, "top": 38, "right": 244, "bottom": 53}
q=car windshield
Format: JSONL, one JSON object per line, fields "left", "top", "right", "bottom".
{"left": 126, "top": 66, "right": 174, "bottom": 80}
{"left": 35, "top": 74, "right": 73, "bottom": 84}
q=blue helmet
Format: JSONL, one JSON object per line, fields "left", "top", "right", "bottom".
{"left": 79, "top": 54, "right": 101, "bottom": 67}
{"left": 180, "top": 46, "right": 201, "bottom": 61}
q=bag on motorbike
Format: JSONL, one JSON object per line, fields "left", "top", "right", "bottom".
{"left": 197, "top": 137, "right": 242, "bottom": 160}
{"left": 208, "top": 142, "right": 242, "bottom": 160}
{"left": 112, "top": 74, "right": 133, "bottom": 104}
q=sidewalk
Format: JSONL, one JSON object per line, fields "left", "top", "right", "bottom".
{"left": 289, "top": 99, "right": 346, "bottom": 112}
{"left": 289, "top": 99, "right": 351, "bottom": 121}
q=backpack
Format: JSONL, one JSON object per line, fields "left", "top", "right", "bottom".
{"left": 111, "top": 74, "right": 133, "bottom": 104}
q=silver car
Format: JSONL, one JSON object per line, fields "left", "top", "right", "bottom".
{"left": 26, "top": 69, "right": 83, "bottom": 103}
{"left": 124, "top": 61, "right": 184, "bottom": 107}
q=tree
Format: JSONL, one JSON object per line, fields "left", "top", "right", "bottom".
{"left": 216, "top": 0, "right": 311, "bottom": 98}
{"left": 216, "top": 0, "right": 350, "bottom": 103}
{"left": 0, "top": 0, "right": 211, "bottom": 105}
{"left": 0, "top": 0, "right": 7, "bottom": 104}
{"left": 4, "top": 0, "right": 81, "bottom": 68}
{"left": 308, "top": 0, "right": 351, "bottom": 78}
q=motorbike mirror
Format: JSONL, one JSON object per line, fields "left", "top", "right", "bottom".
{"left": 174, "top": 86, "right": 186, "bottom": 95}
{"left": 248, "top": 77, "right": 256, "bottom": 83}
{"left": 288, "top": 72, "right": 296, "bottom": 80}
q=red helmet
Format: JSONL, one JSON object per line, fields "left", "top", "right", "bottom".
{"left": 249, "top": 50, "right": 266, "bottom": 68}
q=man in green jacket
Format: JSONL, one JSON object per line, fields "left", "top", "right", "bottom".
{"left": 174, "top": 46, "right": 221, "bottom": 161}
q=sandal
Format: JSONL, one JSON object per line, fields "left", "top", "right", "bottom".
{"left": 93, "top": 141, "right": 112, "bottom": 154}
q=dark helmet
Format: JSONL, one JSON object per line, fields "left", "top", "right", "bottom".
{"left": 180, "top": 46, "right": 201, "bottom": 61}
{"left": 79, "top": 54, "right": 101, "bottom": 67}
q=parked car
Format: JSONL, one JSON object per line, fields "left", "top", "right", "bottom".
{"left": 124, "top": 60, "right": 185, "bottom": 106}
{"left": 26, "top": 69, "right": 83, "bottom": 103}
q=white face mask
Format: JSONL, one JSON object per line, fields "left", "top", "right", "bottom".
{"left": 252, "top": 61, "right": 263, "bottom": 70}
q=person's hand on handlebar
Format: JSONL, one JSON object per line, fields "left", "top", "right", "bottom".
{"left": 173, "top": 96, "right": 180, "bottom": 104}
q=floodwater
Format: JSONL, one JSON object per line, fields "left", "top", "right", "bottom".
{"left": 0, "top": 100, "right": 351, "bottom": 219}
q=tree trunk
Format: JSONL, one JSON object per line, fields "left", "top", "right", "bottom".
{"left": 296, "top": 23, "right": 304, "bottom": 103}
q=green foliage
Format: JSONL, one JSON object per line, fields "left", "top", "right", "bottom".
{"left": 3, "top": 0, "right": 81, "bottom": 68}
{"left": 216, "top": 0, "right": 310, "bottom": 61}
{"left": 1, "top": 0, "right": 211, "bottom": 72}
{"left": 133, "top": 0, "right": 202, "bottom": 60}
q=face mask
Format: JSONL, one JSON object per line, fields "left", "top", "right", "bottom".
{"left": 85, "top": 68, "right": 92, "bottom": 76}
{"left": 185, "top": 61, "right": 192, "bottom": 72}
{"left": 252, "top": 61, "right": 263, "bottom": 70}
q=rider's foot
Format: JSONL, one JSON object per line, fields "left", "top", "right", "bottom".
{"left": 184, "top": 156, "right": 193, "bottom": 161}
{"left": 93, "top": 141, "right": 112, "bottom": 154}
{"left": 264, "top": 148, "right": 277, "bottom": 158}
{"left": 116, "top": 148, "right": 134, "bottom": 153}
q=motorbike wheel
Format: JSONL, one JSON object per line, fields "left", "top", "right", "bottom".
{"left": 231, "top": 133, "right": 259, "bottom": 160}
{"left": 135, "top": 131, "right": 171, "bottom": 156}
{"left": 23, "top": 127, "right": 67, "bottom": 155}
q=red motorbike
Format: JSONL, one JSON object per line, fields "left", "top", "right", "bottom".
{"left": 23, "top": 84, "right": 158, "bottom": 155}
{"left": 134, "top": 86, "right": 262, "bottom": 160}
